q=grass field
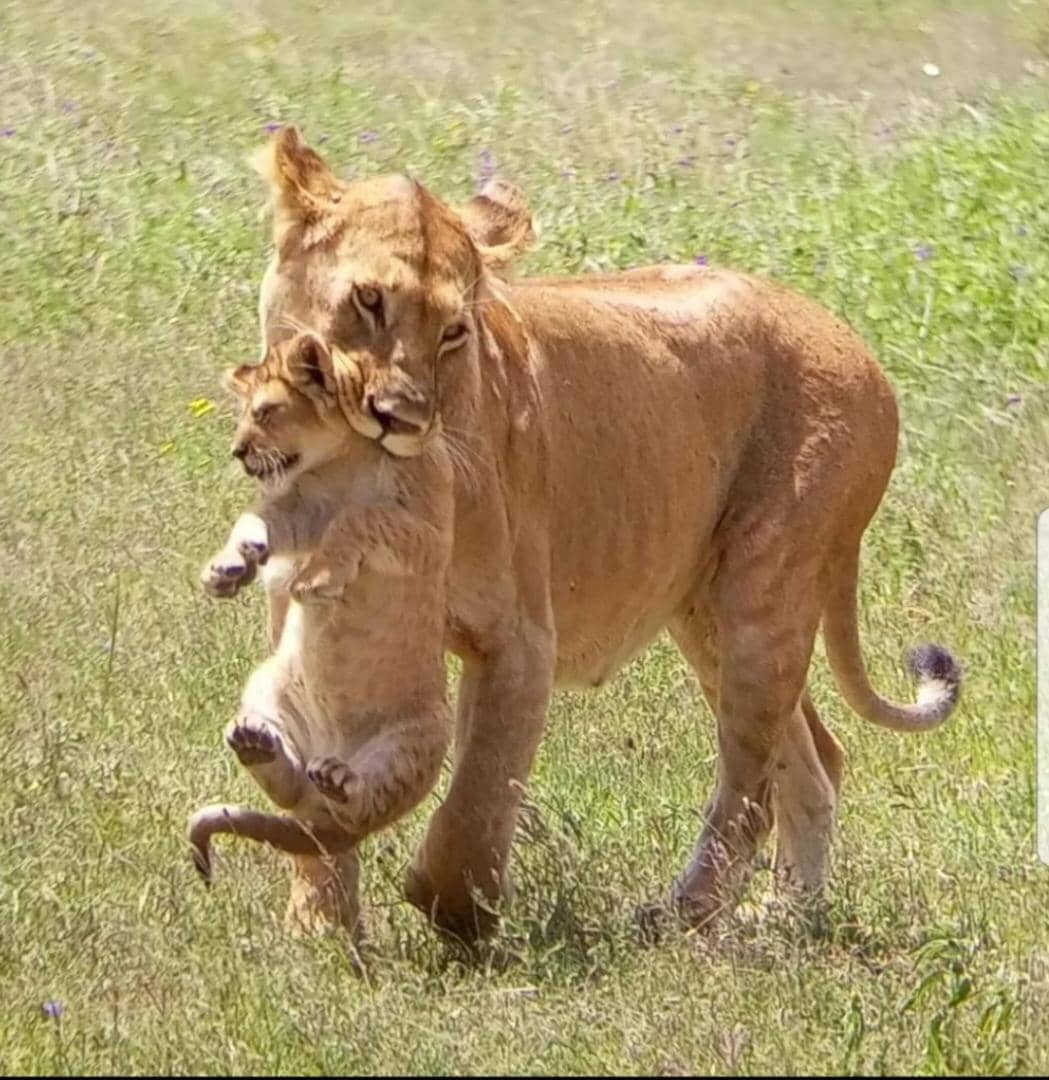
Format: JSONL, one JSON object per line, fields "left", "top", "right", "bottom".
{"left": 2, "top": 0, "right": 1049, "bottom": 1073}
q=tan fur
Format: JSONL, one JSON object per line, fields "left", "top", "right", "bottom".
{"left": 190, "top": 333, "right": 454, "bottom": 936}
{"left": 247, "top": 127, "right": 962, "bottom": 938}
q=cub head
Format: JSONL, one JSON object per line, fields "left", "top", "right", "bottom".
{"left": 223, "top": 332, "right": 360, "bottom": 491}
{"left": 253, "top": 125, "right": 534, "bottom": 458}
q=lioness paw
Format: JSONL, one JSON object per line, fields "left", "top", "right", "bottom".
{"left": 307, "top": 756, "right": 361, "bottom": 807}
{"left": 226, "top": 716, "right": 281, "bottom": 766}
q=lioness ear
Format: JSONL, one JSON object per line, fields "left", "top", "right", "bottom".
{"left": 222, "top": 364, "right": 256, "bottom": 397}
{"left": 252, "top": 125, "right": 345, "bottom": 224}
{"left": 286, "top": 333, "right": 335, "bottom": 394}
{"left": 457, "top": 178, "right": 535, "bottom": 269}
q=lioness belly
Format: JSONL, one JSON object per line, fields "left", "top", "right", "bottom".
{"left": 512, "top": 274, "right": 762, "bottom": 688}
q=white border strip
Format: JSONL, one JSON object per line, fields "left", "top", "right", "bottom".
{"left": 1039, "top": 510, "right": 1049, "bottom": 864}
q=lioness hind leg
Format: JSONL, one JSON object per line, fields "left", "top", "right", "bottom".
{"left": 670, "top": 553, "right": 823, "bottom": 931}
{"left": 771, "top": 692, "right": 842, "bottom": 895}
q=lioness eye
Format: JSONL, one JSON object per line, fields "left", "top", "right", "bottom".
{"left": 353, "top": 285, "right": 384, "bottom": 326}
{"left": 441, "top": 322, "right": 468, "bottom": 348}
{"left": 252, "top": 402, "right": 276, "bottom": 423}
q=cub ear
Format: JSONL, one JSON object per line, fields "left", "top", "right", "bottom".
{"left": 456, "top": 178, "right": 535, "bottom": 269}
{"left": 285, "top": 333, "right": 336, "bottom": 395}
{"left": 252, "top": 125, "right": 345, "bottom": 226}
{"left": 221, "top": 364, "right": 257, "bottom": 397}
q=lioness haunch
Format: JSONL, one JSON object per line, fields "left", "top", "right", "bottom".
{"left": 188, "top": 331, "right": 453, "bottom": 936}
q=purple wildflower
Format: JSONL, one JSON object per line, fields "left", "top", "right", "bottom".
{"left": 561, "top": 168, "right": 576, "bottom": 180}
{"left": 694, "top": 254, "right": 709, "bottom": 267}
{"left": 723, "top": 137, "right": 737, "bottom": 148}
{"left": 359, "top": 131, "right": 379, "bottom": 144}
{"left": 477, "top": 148, "right": 497, "bottom": 186}
{"left": 606, "top": 171, "right": 620, "bottom": 182}
{"left": 1, "top": 127, "right": 14, "bottom": 138}
{"left": 263, "top": 121, "right": 282, "bottom": 134}
{"left": 318, "top": 133, "right": 329, "bottom": 144}
{"left": 914, "top": 244, "right": 934, "bottom": 262}
{"left": 876, "top": 123, "right": 894, "bottom": 142}
{"left": 671, "top": 123, "right": 685, "bottom": 134}
{"left": 42, "top": 1000, "right": 64, "bottom": 1020}
{"left": 1016, "top": 225, "right": 1028, "bottom": 237}
{"left": 561, "top": 123, "right": 573, "bottom": 135}
{"left": 677, "top": 156, "right": 695, "bottom": 169}
{"left": 1006, "top": 393, "right": 1022, "bottom": 408}
{"left": 1009, "top": 264, "right": 1027, "bottom": 281}
{"left": 62, "top": 100, "right": 76, "bottom": 114}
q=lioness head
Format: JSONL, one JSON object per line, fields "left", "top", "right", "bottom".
{"left": 224, "top": 332, "right": 363, "bottom": 491}
{"left": 253, "top": 125, "right": 534, "bottom": 458}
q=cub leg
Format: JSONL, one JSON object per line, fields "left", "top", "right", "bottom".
{"left": 230, "top": 657, "right": 309, "bottom": 809}
{"left": 200, "top": 512, "right": 270, "bottom": 599}
{"left": 307, "top": 708, "right": 451, "bottom": 840}
{"left": 225, "top": 715, "right": 308, "bottom": 809}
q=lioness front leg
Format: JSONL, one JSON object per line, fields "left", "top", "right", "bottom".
{"left": 200, "top": 512, "right": 270, "bottom": 598}
{"left": 229, "top": 657, "right": 309, "bottom": 808}
{"left": 406, "top": 627, "right": 554, "bottom": 940}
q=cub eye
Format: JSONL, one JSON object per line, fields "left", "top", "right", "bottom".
{"left": 353, "top": 284, "right": 384, "bottom": 326}
{"left": 440, "top": 322, "right": 468, "bottom": 349}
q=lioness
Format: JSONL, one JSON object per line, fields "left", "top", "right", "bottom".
{"left": 189, "top": 331, "right": 454, "bottom": 934}
{"left": 242, "top": 125, "right": 961, "bottom": 938}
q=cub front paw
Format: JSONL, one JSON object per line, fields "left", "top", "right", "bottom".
{"left": 231, "top": 513, "right": 270, "bottom": 565}
{"left": 200, "top": 548, "right": 252, "bottom": 600}
{"left": 289, "top": 555, "right": 357, "bottom": 604}
{"left": 200, "top": 516, "right": 271, "bottom": 600}
{"left": 200, "top": 548, "right": 256, "bottom": 598}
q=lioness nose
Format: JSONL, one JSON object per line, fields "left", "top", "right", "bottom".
{"left": 231, "top": 441, "right": 248, "bottom": 460}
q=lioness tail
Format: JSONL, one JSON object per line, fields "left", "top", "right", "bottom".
{"left": 822, "top": 545, "right": 961, "bottom": 732}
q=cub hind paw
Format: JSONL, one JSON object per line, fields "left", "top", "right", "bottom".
{"left": 226, "top": 717, "right": 281, "bottom": 766}
{"left": 307, "top": 756, "right": 360, "bottom": 806}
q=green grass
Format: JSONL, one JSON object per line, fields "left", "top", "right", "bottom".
{"left": 2, "top": 0, "right": 1049, "bottom": 1073}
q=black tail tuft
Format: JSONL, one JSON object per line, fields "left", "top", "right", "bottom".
{"left": 906, "top": 642, "right": 963, "bottom": 703}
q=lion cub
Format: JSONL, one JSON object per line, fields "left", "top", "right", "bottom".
{"left": 188, "top": 332, "right": 453, "bottom": 930}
